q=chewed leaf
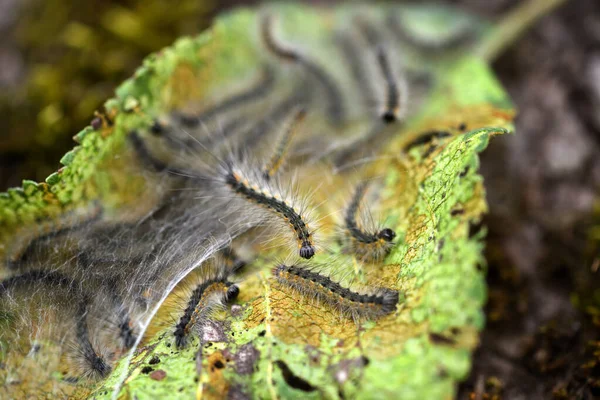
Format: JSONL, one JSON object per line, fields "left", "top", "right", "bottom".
{"left": 0, "top": 3, "right": 513, "bottom": 400}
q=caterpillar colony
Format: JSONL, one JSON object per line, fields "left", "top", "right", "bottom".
{"left": 0, "top": 3, "right": 478, "bottom": 399}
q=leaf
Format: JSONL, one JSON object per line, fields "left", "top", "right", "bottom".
{"left": 0, "top": 3, "right": 514, "bottom": 400}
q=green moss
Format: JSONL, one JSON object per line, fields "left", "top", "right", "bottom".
{"left": 0, "top": 0, "right": 218, "bottom": 189}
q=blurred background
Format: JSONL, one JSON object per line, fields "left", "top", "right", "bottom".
{"left": 0, "top": 0, "right": 598, "bottom": 398}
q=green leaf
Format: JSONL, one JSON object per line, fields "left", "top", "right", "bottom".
{"left": 0, "top": 3, "right": 514, "bottom": 400}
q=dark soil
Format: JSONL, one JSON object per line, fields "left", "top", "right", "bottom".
{"left": 454, "top": 0, "right": 600, "bottom": 398}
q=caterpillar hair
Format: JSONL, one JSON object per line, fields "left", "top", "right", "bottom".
{"left": 171, "top": 263, "right": 240, "bottom": 348}
{"left": 6, "top": 222, "right": 140, "bottom": 352}
{"left": 148, "top": 118, "right": 197, "bottom": 154}
{"left": 103, "top": 278, "right": 137, "bottom": 350}
{"left": 221, "top": 160, "right": 317, "bottom": 259}
{"left": 260, "top": 14, "right": 346, "bottom": 125}
{"left": 155, "top": 113, "right": 251, "bottom": 154}
{"left": 70, "top": 255, "right": 139, "bottom": 350}
{"left": 403, "top": 130, "right": 452, "bottom": 153}
{"left": 375, "top": 46, "right": 402, "bottom": 123}
{"left": 241, "top": 83, "right": 310, "bottom": 150}
{"left": 263, "top": 108, "right": 307, "bottom": 180}
{"left": 72, "top": 201, "right": 191, "bottom": 272}
{"left": 342, "top": 181, "right": 396, "bottom": 262}
{"left": 335, "top": 31, "right": 376, "bottom": 113}
{"left": 221, "top": 247, "right": 247, "bottom": 273}
{"left": 128, "top": 129, "right": 204, "bottom": 182}
{"left": 117, "top": 315, "right": 136, "bottom": 350}
{"left": 0, "top": 270, "right": 112, "bottom": 379}
{"left": 128, "top": 124, "right": 319, "bottom": 262}
{"left": 272, "top": 263, "right": 399, "bottom": 322}
{"left": 331, "top": 122, "right": 388, "bottom": 170}
{"left": 5, "top": 204, "right": 103, "bottom": 270}
{"left": 173, "top": 280, "right": 238, "bottom": 348}
{"left": 0, "top": 269, "right": 73, "bottom": 296}
{"left": 173, "top": 65, "right": 277, "bottom": 128}
{"left": 353, "top": 16, "right": 408, "bottom": 124}
{"left": 72, "top": 300, "right": 112, "bottom": 379}
{"left": 128, "top": 129, "right": 178, "bottom": 174}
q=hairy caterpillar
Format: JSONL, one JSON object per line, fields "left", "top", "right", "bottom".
{"left": 173, "top": 65, "right": 277, "bottom": 129}
{"left": 335, "top": 31, "right": 376, "bottom": 114}
{"left": 403, "top": 129, "right": 452, "bottom": 153}
{"left": 5, "top": 203, "right": 103, "bottom": 270}
{"left": 342, "top": 181, "right": 396, "bottom": 262}
{"left": 221, "top": 246, "right": 248, "bottom": 273}
{"left": 0, "top": 270, "right": 112, "bottom": 379}
{"left": 128, "top": 129, "right": 194, "bottom": 177}
{"left": 172, "top": 268, "right": 239, "bottom": 348}
{"left": 152, "top": 66, "right": 280, "bottom": 154}
{"left": 221, "top": 160, "right": 318, "bottom": 259}
{"left": 374, "top": 47, "right": 404, "bottom": 123}
{"left": 331, "top": 123, "right": 388, "bottom": 170}
{"left": 128, "top": 123, "right": 321, "bottom": 260}
{"left": 355, "top": 17, "right": 408, "bottom": 124}
{"left": 239, "top": 83, "right": 310, "bottom": 150}
{"left": 272, "top": 263, "right": 399, "bottom": 322}
{"left": 260, "top": 13, "right": 346, "bottom": 125}
{"left": 263, "top": 108, "right": 306, "bottom": 180}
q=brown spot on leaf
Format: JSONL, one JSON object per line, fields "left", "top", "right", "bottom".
{"left": 330, "top": 357, "right": 369, "bottom": 385}
{"left": 209, "top": 351, "right": 228, "bottom": 373}
{"left": 150, "top": 370, "right": 166, "bottom": 381}
{"left": 234, "top": 344, "right": 260, "bottom": 375}
{"left": 202, "top": 320, "right": 228, "bottom": 342}
{"left": 202, "top": 351, "right": 229, "bottom": 400}
{"left": 429, "top": 332, "right": 457, "bottom": 345}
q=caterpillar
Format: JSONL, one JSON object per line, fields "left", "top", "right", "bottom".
{"left": 272, "top": 263, "right": 399, "bottom": 322}
{"left": 331, "top": 122, "right": 388, "bottom": 170}
{"left": 335, "top": 31, "right": 376, "bottom": 114}
{"left": 260, "top": 13, "right": 346, "bottom": 125}
{"left": 72, "top": 300, "right": 112, "bottom": 380}
{"left": 403, "top": 130, "right": 452, "bottom": 153}
{"left": 151, "top": 113, "right": 253, "bottom": 155}
{"left": 355, "top": 17, "right": 408, "bottom": 124}
{"left": 173, "top": 273, "right": 239, "bottom": 349}
{"left": 128, "top": 129, "right": 198, "bottom": 178}
{"left": 342, "top": 181, "right": 396, "bottom": 262}
{"left": 173, "top": 65, "right": 277, "bottom": 129}
{"left": 240, "top": 83, "right": 310, "bottom": 150}
{"left": 151, "top": 66, "right": 279, "bottom": 154}
{"left": 127, "top": 124, "right": 320, "bottom": 260}
{"left": 221, "top": 246, "right": 248, "bottom": 273}
{"left": 5, "top": 203, "right": 103, "bottom": 270}
{"left": 263, "top": 108, "right": 306, "bottom": 180}
{"left": 221, "top": 160, "right": 318, "bottom": 259}
{"left": 374, "top": 47, "right": 404, "bottom": 123}
{"left": 0, "top": 270, "right": 112, "bottom": 379}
